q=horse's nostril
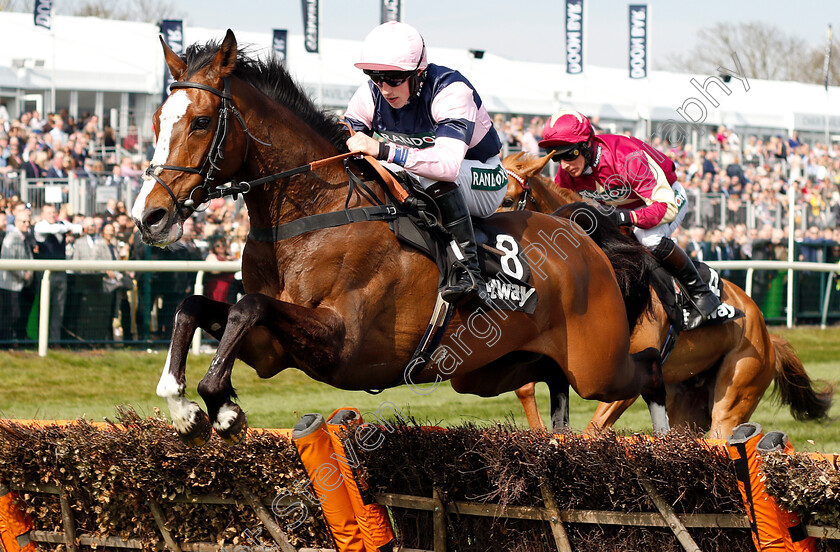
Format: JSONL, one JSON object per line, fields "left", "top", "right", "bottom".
{"left": 143, "top": 208, "right": 167, "bottom": 228}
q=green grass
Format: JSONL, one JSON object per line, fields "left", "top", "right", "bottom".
{"left": 1, "top": 326, "right": 838, "bottom": 452}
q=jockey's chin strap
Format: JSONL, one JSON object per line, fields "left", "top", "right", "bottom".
{"left": 505, "top": 168, "right": 537, "bottom": 211}
{"left": 144, "top": 77, "right": 270, "bottom": 220}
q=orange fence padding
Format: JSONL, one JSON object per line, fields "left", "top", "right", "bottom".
{"left": 0, "top": 485, "right": 35, "bottom": 552}
{"left": 727, "top": 423, "right": 818, "bottom": 552}
{"left": 727, "top": 423, "right": 786, "bottom": 551}
{"left": 326, "top": 408, "right": 395, "bottom": 552}
{"left": 292, "top": 413, "right": 365, "bottom": 552}
{"left": 756, "top": 432, "right": 817, "bottom": 552}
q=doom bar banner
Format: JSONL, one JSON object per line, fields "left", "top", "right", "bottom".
{"left": 273, "top": 29, "right": 288, "bottom": 61}
{"left": 160, "top": 20, "right": 184, "bottom": 102}
{"left": 565, "top": 0, "right": 583, "bottom": 74}
{"left": 628, "top": 4, "right": 648, "bottom": 79}
{"left": 34, "top": 0, "right": 52, "bottom": 29}
{"left": 381, "top": 0, "right": 401, "bottom": 23}
{"left": 301, "top": 0, "right": 319, "bottom": 53}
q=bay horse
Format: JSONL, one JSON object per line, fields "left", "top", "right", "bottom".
{"left": 501, "top": 151, "right": 834, "bottom": 438}
{"left": 130, "top": 31, "right": 664, "bottom": 444}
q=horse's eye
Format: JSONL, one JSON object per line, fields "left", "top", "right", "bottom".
{"left": 502, "top": 198, "right": 514, "bottom": 207}
{"left": 192, "top": 116, "right": 212, "bottom": 130}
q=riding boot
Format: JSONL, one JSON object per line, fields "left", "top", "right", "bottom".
{"left": 427, "top": 182, "right": 485, "bottom": 306}
{"left": 651, "top": 238, "right": 721, "bottom": 331}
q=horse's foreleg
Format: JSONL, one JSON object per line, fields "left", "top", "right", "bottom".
{"left": 197, "top": 293, "right": 343, "bottom": 444}
{"left": 547, "top": 373, "right": 570, "bottom": 433}
{"left": 515, "top": 383, "right": 546, "bottom": 431}
{"left": 156, "top": 295, "right": 231, "bottom": 446}
{"left": 637, "top": 347, "right": 669, "bottom": 433}
{"left": 585, "top": 398, "right": 639, "bottom": 434}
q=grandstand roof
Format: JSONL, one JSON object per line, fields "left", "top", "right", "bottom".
{"left": 1, "top": 12, "right": 838, "bottom": 132}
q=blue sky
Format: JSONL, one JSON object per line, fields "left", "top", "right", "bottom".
{"left": 176, "top": 0, "right": 838, "bottom": 68}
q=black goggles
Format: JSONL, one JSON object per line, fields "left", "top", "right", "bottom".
{"left": 552, "top": 146, "right": 584, "bottom": 162}
{"left": 363, "top": 70, "right": 414, "bottom": 87}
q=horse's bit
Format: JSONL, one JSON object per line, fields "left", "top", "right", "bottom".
{"left": 144, "top": 77, "right": 267, "bottom": 219}
{"left": 504, "top": 168, "right": 537, "bottom": 211}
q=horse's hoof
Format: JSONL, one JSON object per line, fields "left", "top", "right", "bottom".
{"left": 215, "top": 406, "right": 248, "bottom": 445}
{"left": 178, "top": 409, "right": 213, "bottom": 447}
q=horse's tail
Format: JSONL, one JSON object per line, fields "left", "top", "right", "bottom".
{"left": 770, "top": 333, "right": 835, "bottom": 421}
{"left": 554, "top": 202, "right": 655, "bottom": 332}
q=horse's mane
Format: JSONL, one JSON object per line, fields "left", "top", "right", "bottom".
{"left": 181, "top": 40, "right": 349, "bottom": 152}
{"left": 554, "top": 202, "right": 656, "bottom": 332}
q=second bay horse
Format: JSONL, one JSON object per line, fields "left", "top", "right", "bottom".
{"left": 502, "top": 151, "right": 834, "bottom": 438}
{"left": 130, "top": 31, "right": 663, "bottom": 444}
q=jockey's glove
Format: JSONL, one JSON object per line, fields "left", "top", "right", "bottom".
{"left": 607, "top": 208, "right": 635, "bottom": 227}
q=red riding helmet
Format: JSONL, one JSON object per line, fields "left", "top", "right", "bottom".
{"left": 538, "top": 110, "right": 593, "bottom": 153}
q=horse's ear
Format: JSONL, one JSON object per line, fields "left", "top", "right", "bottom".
{"left": 207, "top": 29, "right": 238, "bottom": 81}
{"left": 160, "top": 35, "right": 187, "bottom": 81}
{"left": 526, "top": 150, "right": 555, "bottom": 177}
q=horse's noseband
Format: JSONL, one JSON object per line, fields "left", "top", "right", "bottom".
{"left": 145, "top": 77, "right": 263, "bottom": 220}
{"left": 505, "top": 168, "right": 535, "bottom": 211}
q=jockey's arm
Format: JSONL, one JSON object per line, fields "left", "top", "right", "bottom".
{"left": 344, "top": 82, "right": 473, "bottom": 182}
{"left": 621, "top": 150, "right": 679, "bottom": 230}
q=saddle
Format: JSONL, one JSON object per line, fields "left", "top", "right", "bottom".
{"left": 650, "top": 261, "right": 745, "bottom": 333}
{"left": 387, "top": 172, "right": 538, "bottom": 314}
{"left": 247, "top": 158, "right": 538, "bottom": 391}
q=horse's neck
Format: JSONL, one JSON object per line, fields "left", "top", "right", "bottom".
{"left": 235, "top": 88, "right": 349, "bottom": 229}
{"left": 532, "top": 175, "right": 573, "bottom": 212}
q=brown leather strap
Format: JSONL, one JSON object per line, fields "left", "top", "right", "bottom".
{"left": 341, "top": 122, "right": 410, "bottom": 202}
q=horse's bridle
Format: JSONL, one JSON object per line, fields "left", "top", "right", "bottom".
{"left": 144, "top": 77, "right": 266, "bottom": 219}
{"left": 504, "top": 168, "right": 537, "bottom": 211}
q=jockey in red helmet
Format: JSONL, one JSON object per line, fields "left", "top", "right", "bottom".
{"left": 344, "top": 22, "right": 505, "bottom": 307}
{"left": 540, "top": 110, "right": 722, "bottom": 331}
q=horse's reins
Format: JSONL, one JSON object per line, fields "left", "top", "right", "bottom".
{"left": 504, "top": 167, "right": 537, "bottom": 211}
{"left": 146, "top": 77, "right": 407, "bottom": 219}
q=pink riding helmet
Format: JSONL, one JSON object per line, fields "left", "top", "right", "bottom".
{"left": 538, "top": 110, "right": 593, "bottom": 151}
{"left": 355, "top": 21, "right": 428, "bottom": 72}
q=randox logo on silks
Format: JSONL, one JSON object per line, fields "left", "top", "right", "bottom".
{"left": 377, "top": 130, "right": 435, "bottom": 148}
{"left": 470, "top": 165, "right": 508, "bottom": 191}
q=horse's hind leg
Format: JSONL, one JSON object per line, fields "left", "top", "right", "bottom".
{"left": 708, "top": 351, "right": 771, "bottom": 439}
{"left": 585, "top": 398, "right": 639, "bottom": 433}
{"left": 156, "top": 295, "right": 231, "bottom": 446}
{"left": 515, "top": 383, "right": 547, "bottom": 430}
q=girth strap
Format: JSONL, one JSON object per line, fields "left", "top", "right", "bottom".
{"left": 248, "top": 205, "right": 399, "bottom": 242}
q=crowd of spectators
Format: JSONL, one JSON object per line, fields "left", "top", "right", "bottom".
{"left": 1, "top": 106, "right": 840, "bottom": 344}
{"left": 491, "top": 113, "right": 840, "bottom": 263}
{"left": 491, "top": 113, "right": 840, "bottom": 317}
{"left": 0, "top": 189, "right": 249, "bottom": 346}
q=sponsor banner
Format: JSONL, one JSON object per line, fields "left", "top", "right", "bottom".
{"left": 628, "top": 4, "right": 648, "bottom": 79}
{"left": 470, "top": 164, "right": 508, "bottom": 192}
{"left": 34, "top": 0, "right": 52, "bottom": 29}
{"left": 381, "top": 0, "right": 401, "bottom": 23}
{"left": 273, "top": 29, "right": 288, "bottom": 61}
{"left": 160, "top": 20, "right": 184, "bottom": 102}
{"left": 565, "top": 0, "right": 583, "bottom": 74}
{"left": 301, "top": 0, "right": 319, "bottom": 53}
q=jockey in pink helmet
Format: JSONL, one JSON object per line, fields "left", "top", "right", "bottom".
{"left": 345, "top": 22, "right": 505, "bottom": 306}
{"left": 540, "top": 110, "right": 722, "bottom": 331}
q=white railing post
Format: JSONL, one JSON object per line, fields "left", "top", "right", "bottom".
{"left": 744, "top": 268, "right": 754, "bottom": 297}
{"left": 821, "top": 275, "right": 834, "bottom": 329}
{"left": 38, "top": 270, "right": 52, "bottom": 357}
{"left": 192, "top": 271, "right": 205, "bottom": 355}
